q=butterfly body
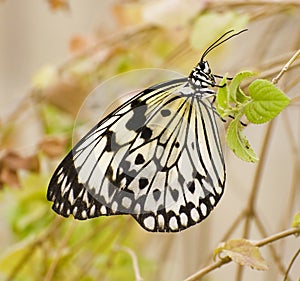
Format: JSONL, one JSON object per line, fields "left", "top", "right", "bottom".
{"left": 48, "top": 30, "right": 246, "bottom": 232}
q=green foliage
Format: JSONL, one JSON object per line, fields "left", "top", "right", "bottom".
{"left": 10, "top": 173, "right": 53, "bottom": 239}
{"left": 0, "top": 237, "right": 45, "bottom": 281}
{"left": 244, "top": 79, "right": 291, "bottom": 124}
{"left": 292, "top": 212, "right": 300, "bottom": 229}
{"left": 0, "top": 169, "right": 149, "bottom": 281}
{"left": 216, "top": 72, "right": 290, "bottom": 162}
{"left": 41, "top": 104, "right": 74, "bottom": 135}
{"left": 226, "top": 114, "right": 259, "bottom": 162}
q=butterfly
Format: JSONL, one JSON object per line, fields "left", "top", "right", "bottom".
{"left": 47, "top": 29, "right": 247, "bottom": 232}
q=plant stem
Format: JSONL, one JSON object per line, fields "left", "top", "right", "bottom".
{"left": 184, "top": 227, "right": 300, "bottom": 281}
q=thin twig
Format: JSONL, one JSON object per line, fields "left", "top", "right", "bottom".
{"left": 235, "top": 121, "right": 275, "bottom": 280}
{"left": 184, "top": 227, "right": 300, "bottom": 281}
{"left": 235, "top": 48, "right": 299, "bottom": 279}
{"left": 280, "top": 112, "right": 300, "bottom": 229}
{"left": 246, "top": 121, "right": 275, "bottom": 216}
{"left": 254, "top": 216, "right": 292, "bottom": 281}
{"left": 272, "top": 49, "right": 300, "bottom": 84}
{"left": 5, "top": 217, "right": 62, "bottom": 281}
{"left": 222, "top": 211, "right": 245, "bottom": 241}
{"left": 254, "top": 227, "right": 300, "bottom": 247}
{"left": 184, "top": 257, "right": 232, "bottom": 281}
{"left": 73, "top": 218, "right": 130, "bottom": 281}
{"left": 282, "top": 248, "right": 300, "bottom": 281}
{"left": 43, "top": 221, "right": 77, "bottom": 281}
{"left": 116, "top": 246, "right": 143, "bottom": 281}
{"left": 259, "top": 60, "right": 300, "bottom": 81}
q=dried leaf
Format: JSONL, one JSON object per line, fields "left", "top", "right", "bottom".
{"left": 214, "top": 239, "right": 269, "bottom": 271}
{"left": 0, "top": 167, "right": 19, "bottom": 187}
{"left": 43, "top": 76, "right": 88, "bottom": 116}
{"left": 69, "top": 35, "right": 93, "bottom": 54}
{"left": 113, "top": 3, "right": 142, "bottom": 26}
{"left": 1, "top": 151, "right": 39, "bottom": 172}
{"left": 39, "top": 136, "right": 67, "bottom": 158}
{"left": 47, "top": 0, "right": 69, "bottom": 11}
{"left": 0, "top": 151, "right": 39, "bottom": 187}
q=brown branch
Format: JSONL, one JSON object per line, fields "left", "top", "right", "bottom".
{"left": 272, "top": 49, "right": 300, "bottom": 85}
{"left": 254, "top": 227, "right": 300, "bottom": 247}
{"left": 234, "top": 47, "right": 299, "bottom": 280}
{"left": 234, "top": 119, "right": 275, "bottom": 281}
{"left": 272, "top": 49, "right": 300, "bottom": 84}
{"left": 184, "top": 227, "right": 300, "bottom": 281}
{"left": 254, "top": 215, "right": 291, "bottom": 280}
{"left": 282, "top": 248, "right": 300, "bottom": 281}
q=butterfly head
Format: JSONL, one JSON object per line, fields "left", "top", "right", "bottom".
{"left": 188, "top": 60, "right": 216, "bottom": 90}
{"left": 189, "top": 29, "right": 248, "bottom": 92}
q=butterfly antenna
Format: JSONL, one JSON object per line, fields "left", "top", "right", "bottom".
{"left": 201, "top": 29, "right": 248, "bottom": 62}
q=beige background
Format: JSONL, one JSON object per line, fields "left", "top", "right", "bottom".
{"left": 1, "top": 1, "right": 299, "bottom": 281}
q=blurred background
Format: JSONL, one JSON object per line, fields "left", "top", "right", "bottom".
{"left": 0, "top": 1, "right": 299, "bottom": 280}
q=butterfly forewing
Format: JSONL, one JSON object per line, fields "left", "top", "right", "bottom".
{"left": 47, "top": 75, "right": 225, "bottom": 232}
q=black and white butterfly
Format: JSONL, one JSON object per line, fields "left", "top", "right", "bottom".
{"left": 47, "top": 30, "right": 246, "bottom": 232}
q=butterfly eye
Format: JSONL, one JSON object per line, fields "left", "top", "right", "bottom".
{"left": 200, "top": 61, "right": 211, "bottom": 74}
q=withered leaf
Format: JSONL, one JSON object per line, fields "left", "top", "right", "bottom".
{"left": 47, "top": 0, "right": 69, "bottom": 11}
{"left": 0, "top": 151, "right": 40, "bottom": 188}
{"left": 39, "top": 136, "right": 67, "bottom": 158}
{"left": 214, "top": 239, "right": 269, "bottom": 271}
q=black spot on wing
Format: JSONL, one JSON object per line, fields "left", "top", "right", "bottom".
{"left": 140, "top": 126, "right": 152, "bottom": 141}
{"left": 135, "top": 153, "right": 145, "bottom": 165}
{"left": 153, "top": 189, "right": 161, "bottom": 201}
{"left": 139, "top": 178, "right": 149, "bottom": 189}
{"left": 161, "top": 109, "right": 171, "bottom": 117}
{"left": 187, "top": 181, "right": 195, "bottom": 193}
{"left": 170, "top": 188, "right": 179, "bottom": 201}
{"left": 105, "top": 130, "right": 120, "bottom": 152}
{"left": 126, "top": 100, "right": 147, "bottom": 131}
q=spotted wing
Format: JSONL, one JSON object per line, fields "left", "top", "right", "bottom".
{"left": 47, "top": 78, "right": 225, "bottom": 232}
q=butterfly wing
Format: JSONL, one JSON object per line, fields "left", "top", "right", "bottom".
{"left": 47, "top": 78, "right": 225, "bottom": 232}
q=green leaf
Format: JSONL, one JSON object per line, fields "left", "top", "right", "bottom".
{"left": 214, "top": 239, "right": 269, "bottom": 271}
{"left": 216, "top": 75, "right": 229, "bottom": 117}
{"left": 244, "top": 79, "right": 290, "bottom": 124}
{"left": 292, "top": 212, "right": 300, "bottom": 229}
{"left": 41, "top": 104, "right": 74, "bottom": 135}
{"left": 236, "top": 88, "right": 249, "bottom": 104}
{"left": 226, "top": 116, "right": 258, "bottom": 162}
{"left": 229, "top": 71, "right": 255, "bottom": 103}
